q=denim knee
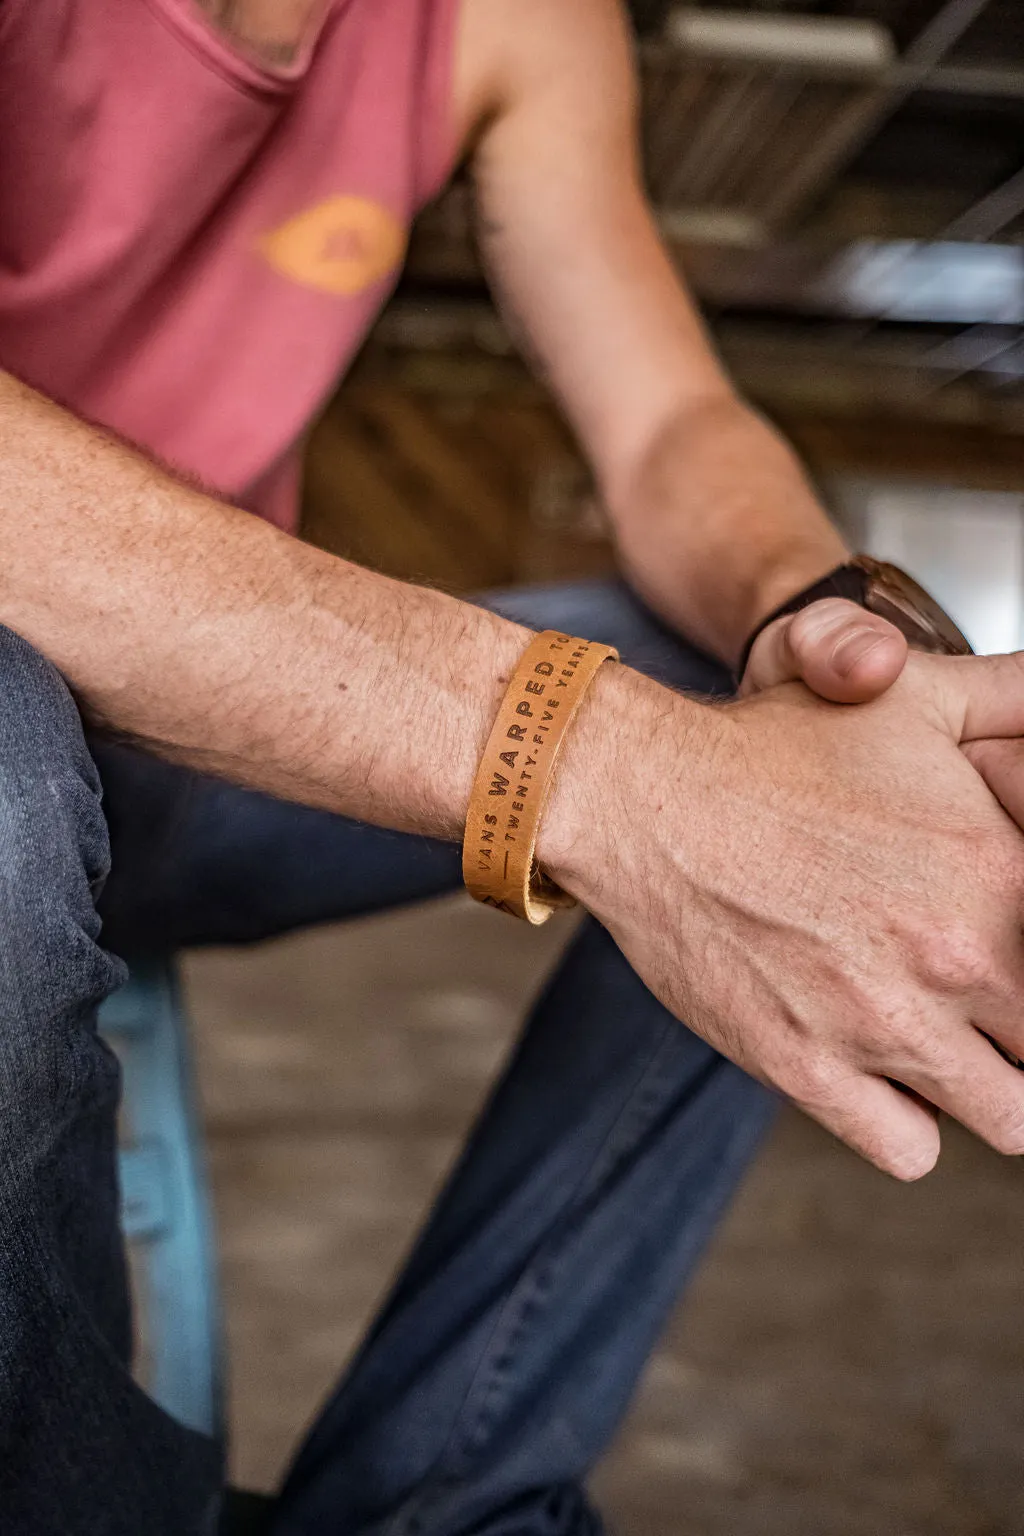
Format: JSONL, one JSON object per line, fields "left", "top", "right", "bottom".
{"left": 0, "top": 625, "right": 124, "bottom": 1137}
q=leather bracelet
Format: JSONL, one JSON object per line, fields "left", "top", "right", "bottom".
{"left": 463, "top": 630, "right": 618, "bottom": 924}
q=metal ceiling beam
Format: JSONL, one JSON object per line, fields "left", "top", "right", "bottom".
{"left": 654, "top": 0, "right": 998, "bottom": 231}
{"left": 944, "top": 163, "right": 1024, "bottom": 241}
{"left": 641, "top": 52, "right": 1024, "bottom": 104}
{"left": 664, "top": 10, "right": 894, "bottom": 71}
{"left": 901, "top": 0, "right": 994, "bottom": 67}
{"left": 758, "top": 0, "right": 995, "bottom": 226}
{"left": 910, "top": 63, "right": 1024, "bottom": 100}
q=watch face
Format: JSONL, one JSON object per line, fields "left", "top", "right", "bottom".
{"left": 855, "top": 557, "right": 974, "bottom": 657}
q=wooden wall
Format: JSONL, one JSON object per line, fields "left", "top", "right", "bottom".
{"left": 301, "top": 356, "right": 1024, "bottom": 593}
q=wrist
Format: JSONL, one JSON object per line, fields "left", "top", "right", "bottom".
{"left": 609, "top": 396, "right": 849, "bottom": 666}
{"left": 744, "top": 541, "right": 851, "bottom": 638}
{"left": 535, "top": 659, "right": 720, "bottom": 914}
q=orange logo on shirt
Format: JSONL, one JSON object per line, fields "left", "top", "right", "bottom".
{"left": 258, "top": 195, "right": 407, "bottom": 295}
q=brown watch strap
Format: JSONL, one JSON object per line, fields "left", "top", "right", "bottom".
{"left": 463, "top": 630, "right": 618, "bottom": 924}
{"left": 738, "top": 564, "right": 870, "bottom": 680}
{"left": 739, "top": 556, "right": 973, "bottom": 681}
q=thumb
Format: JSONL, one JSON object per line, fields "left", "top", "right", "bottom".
{"left": 742, "top": 597, "right": 908, "bottom": 703}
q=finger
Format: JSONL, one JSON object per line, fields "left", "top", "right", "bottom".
{"left": 890, "top": 1023, "right": 1024, "bottom": 1158}
{"left": 963, "top": 737, "right": 1024, "bottom": 829}
{"left": 931, "top": 650, "right": 1024, "bottom": 741}
{"left": 739, "top": 614, "right": 795, "bottom": 694}
{"left": 743, "top": 598, "right": 908, "bottom": 703}
{"left": 791, "top": 1066, "right": 941, "bottom": 1180}
{"left": 974, "top": 987, "right": 1024, "bottom": 1067}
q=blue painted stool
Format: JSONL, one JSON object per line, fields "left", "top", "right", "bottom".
{"left": 99, "top": 959, "right": 222, "bottom": 1438}
{"left": 99, "top": 960, "right": 272, "bottom": 1533}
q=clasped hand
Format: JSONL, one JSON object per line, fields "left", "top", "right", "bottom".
{"left": 738, "top": 596, "right": 1024, "bottom": 1169}
{"left": 568, "top": 599, "right": 1024, "bottom": 1180}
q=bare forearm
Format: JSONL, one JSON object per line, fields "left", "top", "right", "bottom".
{"left": 0, "top": 371, "right": 532, "bottom": 838}
{"left": 609, "top": 393, "right": 848, "bottom": 668}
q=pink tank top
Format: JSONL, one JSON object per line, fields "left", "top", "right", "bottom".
{"left": 0, "top": 0, "right": 459, "bottom": 529}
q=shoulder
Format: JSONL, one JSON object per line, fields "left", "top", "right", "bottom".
{"left": 451, "top": 0, "right": 637, "bottom": 159}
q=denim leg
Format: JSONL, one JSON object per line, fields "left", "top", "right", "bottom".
{"left": 275, "top": 925, "right": 772, "bottom": 1536}
{"left": 268, "top": 582, "right": 774, "bottom": 1536}
{"left": 0, "top": 626, "right": 221, "bottom": 1536}
{"left": 81, "top": 579, "right": 768, "bottom": 1536}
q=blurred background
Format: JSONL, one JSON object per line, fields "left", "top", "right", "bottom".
{"left": 302, "top": 0, "right": 1024, "bottom": 644}
{"left": 184, "top": 3, "right": 1023, "bottom": 1531}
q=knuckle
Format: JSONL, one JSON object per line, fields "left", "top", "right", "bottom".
{"left": 851, "top": 995, "right": 929, "bottom": 1066}
{"left": 784, "top": 1051, "right": 848, "bottom": 1108}
{"left": 858, "top": 997, "right": 903, "bottom": 1050}
{"left": 907, "top": 921, "right": 994, "bottom": 996}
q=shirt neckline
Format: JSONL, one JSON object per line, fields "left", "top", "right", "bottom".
{"left": 144, "top": 0, "right": 339, "bottom": 97}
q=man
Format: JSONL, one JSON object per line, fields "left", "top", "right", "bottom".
{"left": 1, "top": 0, "right": 1023, "bottom": 1532}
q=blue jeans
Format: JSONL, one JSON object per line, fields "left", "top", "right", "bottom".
{"left": 0, "top": 581, "right": 774, "bottom": 1536}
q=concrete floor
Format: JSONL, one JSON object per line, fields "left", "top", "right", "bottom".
{"left": 182, "top": 894, "right": 1023, "bottom": 1536}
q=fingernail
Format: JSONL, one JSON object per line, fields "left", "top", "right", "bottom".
{"left": 831, "top": 627, "right": 886, "bottom": 678}
{"left": 891, "top": 1144, "right": 938, "bottom": 1182}
{"left": 797, "top": 602, "right": 851, "bottom": 643}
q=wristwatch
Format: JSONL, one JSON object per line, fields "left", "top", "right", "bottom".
{"left": 739, "top": 555, "right": 973, "bottom": 680}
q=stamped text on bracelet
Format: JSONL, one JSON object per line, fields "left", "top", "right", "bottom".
{"left": 462, "top": 631, "right": 618, "bottom": 924}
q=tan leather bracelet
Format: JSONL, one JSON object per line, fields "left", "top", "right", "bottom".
{"left": 462, "top": 630, "right": 618, "bottom": 924}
